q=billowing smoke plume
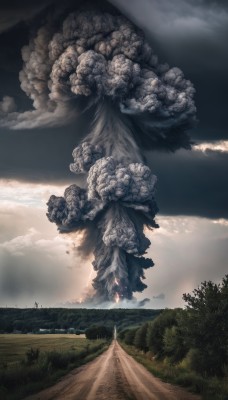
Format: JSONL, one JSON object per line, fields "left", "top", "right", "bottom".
{"left": 45, "top": 6, "right": 196, "bottom": 302}
{"left": 1, "top": 3, "right": 196, "bottom": 302}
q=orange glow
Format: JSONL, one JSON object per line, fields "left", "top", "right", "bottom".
{"left": 114, "top": 277, "right": 119, "bottom": 286}
{"left": 115, "top": 292, "right": 120, "bottom": 303}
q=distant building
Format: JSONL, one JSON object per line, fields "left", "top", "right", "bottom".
{"left": 68, "top": 327, "right": 76, "bottom": 333}
{"left": 54, "top": 328, "right": 66, "bottom": 333}
{"left": 39, "top": 328, "right": 51, "bottom": 333}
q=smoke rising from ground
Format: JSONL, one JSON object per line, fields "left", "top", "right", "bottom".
{"left": 1, "top": 3, "right": 196, "bottom": 302}
{"left": 44, "top": 5, "right": 195, "bottom": 302}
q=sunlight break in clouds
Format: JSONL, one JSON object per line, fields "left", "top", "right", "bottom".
{"left": 0, "top": 180, "right": 67, "bottom": 208}
{"left": 193, "top": 140, "right": 228, "bottom": 154}
{"left": 141, "top": 216, "right": 228, "bottom": 308}
{"left": 0, "top": 181, "right": 94, "bottom": 307}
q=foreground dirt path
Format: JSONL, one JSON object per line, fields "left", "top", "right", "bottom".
{"left": 25, "top": 341, "right": 201, "bottom": 400}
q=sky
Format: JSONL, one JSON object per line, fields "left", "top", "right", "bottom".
{"left": 0, "top": 0, "right": 227, "bottom": 309}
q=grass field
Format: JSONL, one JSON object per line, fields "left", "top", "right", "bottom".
{"left": 0, "top": 334, "right": 109, "bottom": 400}
{"left": 0, "top": 334, "right": 86, "bottom": 367}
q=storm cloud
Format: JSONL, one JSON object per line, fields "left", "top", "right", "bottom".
{"left": 110, "top": 0, "right": 228, "bottom": 140}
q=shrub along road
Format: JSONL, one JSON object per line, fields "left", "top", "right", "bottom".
{"left": 25, "top": 340, "right": 201, "bottom": 400}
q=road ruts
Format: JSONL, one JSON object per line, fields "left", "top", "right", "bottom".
{"left": 24, "top": 341, "right": 201, "bottom": 400}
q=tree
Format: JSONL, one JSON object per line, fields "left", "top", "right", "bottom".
{"left": 163, "top": 322, "right": 187, "bottom": 363}
{"left": 146, "top": 309, "right": 179, "bottom": 357}
{"left": 124, "top": 328, "right": 137, "bottom": 345}
{"left": 26, "top": 348, "right": 40, "bottom": 365}
{"left": 117, "top": 329, "right": 128, "bottom": 341}
{"left": 181, "top": 275, "right": 228, "bottom": 376}
{"left": 85, "top": 325, "right": 112, "bottom": 340}
{"left": 134, "top": 323, "right": 149, "bottom": 352}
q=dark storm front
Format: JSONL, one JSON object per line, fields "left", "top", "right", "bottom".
{"left": 13, "top": 6, "right": 195, "bottom": 302}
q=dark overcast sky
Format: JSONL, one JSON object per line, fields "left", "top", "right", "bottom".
{"left": 0, "top": 0, "right": 227, "bottom": 219}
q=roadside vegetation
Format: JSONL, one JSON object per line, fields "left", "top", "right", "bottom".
{"left": 0, "top": 308, "right": 161, "bottom": 400}
{"left": 0, "top": 334, "right": 86, "bottom": 366}
{"left": 119, "top": 275, "right": 228, "bottom": 400}
{"left": 85, "top": 325, "right": 113, "bottom": 340}
{"left": 0, "top": 335, "right": 109, "bottom": 400}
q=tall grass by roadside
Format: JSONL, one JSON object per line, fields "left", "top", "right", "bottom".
{"left": 120, "top": 342, "right": 228, "bottom": 400}
{"left": 0, "top": 334, "right": 86, "bottom": 366}
{"left": 0, "top": 340, "right": 109, "bottom": 400}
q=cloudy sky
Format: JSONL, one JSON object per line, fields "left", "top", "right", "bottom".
{"left": 0, "top": 0, "right": 227, "bottom": 308}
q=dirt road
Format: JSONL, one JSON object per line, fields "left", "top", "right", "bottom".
{"left": 25, "top": 341, "right": 201, "bottom": 400}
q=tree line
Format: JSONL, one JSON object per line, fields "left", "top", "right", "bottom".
{"left": 0, "top": 308, "right": 161, "bottom": 333}
{"left": 119, "top": 275, "right": 228, "bottom": 377}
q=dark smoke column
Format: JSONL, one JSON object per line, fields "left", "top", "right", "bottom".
{"left": 43, "top": 8, "right": 196, "bottom": 302}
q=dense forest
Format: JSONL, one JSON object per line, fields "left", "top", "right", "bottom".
{"left": 0, "top": 308, "right": 161, "bottom": 333}
{"left": 119, "top": 275, "right": 228, "bottom": 399}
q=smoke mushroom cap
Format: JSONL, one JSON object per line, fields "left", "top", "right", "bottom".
{"left": 1, "top": 7, "right": 196, "bottom": 150}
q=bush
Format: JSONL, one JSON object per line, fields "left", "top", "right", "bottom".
{"left": 0, "top": 363, "right": 45, "bottom": 389}
{"left": 46, "top": 351, "right": 71, "bottom": 370}
{"left": 163, "top": 325, "right": 187, "bottom": 363}
{"left": 146, "top": 309, "right": 179, "bottom": 357}
{"left": 134, "top": 323, "right": 149, "bottom": 352}
{"left": 181, "top": 276, "right": 228, "bottom": 377}
{"left": 124, "top": 328, "right": 137, "bottom": 345}
{"left": 0, "top": 341, "right": 108, "bottom": 399}
{"left": 117, "top": 329, "right": 129, "bottom": 341}
{"left": 85, "top": 325, "right": 113, "bottom": 340}
{"left": 25, "top": 348, "right": 40, "bottom": 365}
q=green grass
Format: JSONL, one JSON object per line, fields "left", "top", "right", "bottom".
{"left": 0, "top": 334, "right": 109, "bottom": 400}
{"left": 0, "top": 334, "right": 85, "bottom": 367}
{"left": 119, "top": 342, "right": 228, "bottom": 400}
